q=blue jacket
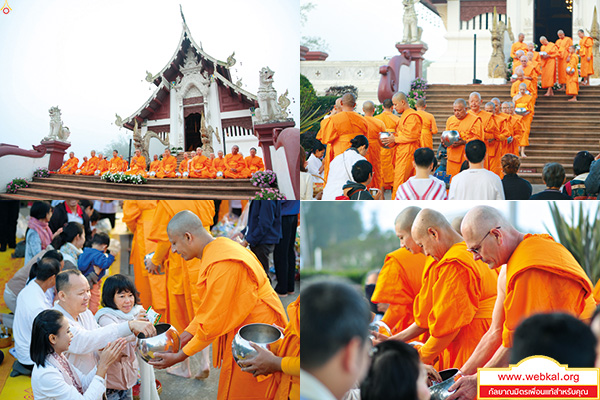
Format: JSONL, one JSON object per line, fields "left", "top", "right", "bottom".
{"left": 244, "top": 201, "right": 282, "bottom": 246}
{"left": 78, "top": 247, "right": 115, "bottom": 280}
{"left": 281, "top": 200, "right": 300, "bottom": 216}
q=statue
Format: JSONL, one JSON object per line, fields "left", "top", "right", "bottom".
{"left": 589, "top": 6, "right": 600, "bottom": 78}
{"left": 115, "top": 114, "right": 124, "bottom": 128}
{"left": 278, "top": 89, "right": 291, "bottom": 118}
{"left": 145, "top": 71, "right": 155, "bottom": 82}
{"left": 235, "top": 77, "right": 243, "bottom": 87}
{"left": 227, "top": 51, "right": 236, "bottom": 67}
{"left": 44, "top": 106, "right": 71, "bottom": 142}
{"left": 254, "top": 67, "right": 292, "bottom": 124}
{"left": 488, "top": 7, "right": 509, "bottom": 79}
{"left": 200, "top": 113, "right": 214, "bottom": 154}
{"left": 401, "top": 0, "right": 423, "bottom": 44}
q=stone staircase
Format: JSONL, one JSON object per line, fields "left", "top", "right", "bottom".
{"left": 0, "top": 174, "right": 259, "bottom": 200}
{"left": 426, "top": 84, "right": 600, "bottom": 184}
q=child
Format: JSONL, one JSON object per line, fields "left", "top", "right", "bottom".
{"left": 77, "top": 232, "right": 115, "bottom": 314}
{"left": 339, "top": 160, "right": 376, "bottom": 200}
{"left": 395, "top": 147, "right": 447, "bottom": 200}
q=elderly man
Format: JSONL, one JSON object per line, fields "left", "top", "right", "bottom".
{"left": 58, "top": 152, "right": 79, "bottom": 174}
{"left": 540, "top": 36, "right": 559, "bottom": 96}
{"left": 468, "top": 92, "right": 498, "bottom": 168}
{"left": 487, "top": 100, "right": 511, "bottom": 177}
{"left": 148, "top": 154, "right": 160, "bottom": 177}
{"left": 156, "top": 148, "right": 178, "bottom": 178}
{"left": 556, "top": 30, "right": 573, "bottom": 89}
{"left": 445, "top": 98, "right": 482, "bottom": 179}
{"left": 81, "top": 150, "right": 100, "bottom": 175}
{"left": 501, "top": 102, "right": 523, "bottom": 157}
{"left": 125, "top": 148, "right": 147, "bottom": 176}
{"left": 245, "top": 147, "right": 265, "bottom": 174}
{"left": 108, "top": 150, "right": 123, "bottom": 174}
{"left": 388, "top": 209, "right": 497, "bottom": 370}
{"left": 511, "top": 33, "right": 528, "bottom": 69}
{"left": 190, "top": 147, "right": 216, "bottom": 178}
{"left": 52, "top": 269, "right": 155, "bottom": 373}
{"left": 447, "top": 205, "right": 596, "bottom": 400}
{"left": 213, "top": 150, "right": 226, "bottom": 174}
{"left": 224, "top": 145, "right": 251, "bottom": 179}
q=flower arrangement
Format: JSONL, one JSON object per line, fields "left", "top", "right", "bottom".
{"left": 253, "top": 187, "right": 287, "bottom": 200}
{"left": 250, "top": 170, "right": 278, "bottom": 188}
{"left": 32, "top": 167, "right": 51, "bottom": 178}
{"left": 408, "top": 78, "right": 428, "bottom": 109}
{"left": 6, "top": 178, "right": 29, "bottom": 193}
{"left": 101, "top": 172, "right": 147, "bottom": 184}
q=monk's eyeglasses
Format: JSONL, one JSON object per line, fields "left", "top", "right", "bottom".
{"left": 468, "top": 227, "right": 501, "bottom": 255}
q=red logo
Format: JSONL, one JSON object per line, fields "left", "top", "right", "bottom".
{"left": 2, "top": 0, "right": 11, "bottom": 14}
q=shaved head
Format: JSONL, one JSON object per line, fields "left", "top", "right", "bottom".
{"left": 334, "top": 98, "right": 343, "bottom": 111}
{"left": 362, "top": 101, "right": 375, "bottom": 115}
{"left": 392, "top": 91, "right": 409, "bottom": 114}
{"left": 382, "top": 99, "right": 393, "bottom": 109}
{"left": 167, "top": 210, "right": 206, "bottom": 237}
{"left": 454, "top": 98, "right": 467, "bottom": 107}
{"left": 395, "top": 207, "right": 422, "bottom": 254}
{"left": 416, "top": 99, "right": 426, "bottom": 108}
{"left": 461, "top": 206, "right": 508, "bottom": 240}
{"left": 412, "top": 209, "right": 462, "bottom": 261}
{"left": 341, "top": 93, "right": 356, "bottom": 108}
{"left": 166, "top": 210, "right": 213, "bottom": 261}
{"left": 393, "top": 92, "right": 408, "bottom": 103}
{"left": 469, "top": 92, "right": 481, "bottom": 102}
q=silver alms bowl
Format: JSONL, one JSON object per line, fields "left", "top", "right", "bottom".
{"left": 441, "top": 130, "right": 461, "bottom": 147}
{"left": 136, "top": 323, "right": 180, "bottom": 363}
{"left": 232, "top": 323, "right": 283, "bottom": 362}
{"left": 430, "top": 368, "right": 461, "bottom": 400}
{"left": 379, "top": 132, "right": 393, "bottom": 149}
{"left": 514, "top": 107, "right": 528, "bottom": 115}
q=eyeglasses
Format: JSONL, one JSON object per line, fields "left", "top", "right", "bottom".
{"left": 467, "top": 226, "right": 500, "bottom": 255}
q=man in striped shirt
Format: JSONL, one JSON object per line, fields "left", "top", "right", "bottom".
{"left": 395, "top": 147, "right": 447, "bottom": 200}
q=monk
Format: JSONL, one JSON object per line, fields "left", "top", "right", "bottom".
{"left": 380, "top": 91, "right": 423, "bottom": 195}
{"left": 527, "top": 42, "right": 541, "bottom": 64}
{"left": 519, "top": 57, "right": 539, "bottom": 99}
{"left": 149, "top": 210, "right": 288, "bottom": 400}
{"left": 245, "top": 147, "right": 265, "bottom": 175}
{"left": 148, "top": 154, "right": 160, "bottom": 177}
{"left": 361, "top": 101, "right": 385, "bottom": 193}
{"left": 500, "top": 101, "right": 522, "bottom": 157}
{"left": 556, "top": 30, "right": 573, "bottom": 89}
{"left": 447, "top": 206, "right": 596, "bottom": 400}
{"left": 371, "top": 207, "right": 428, "bottom": 336}
{"left": 374, "top": 99, "right": 401, "bottom": 190}
{"left": 388, "top": 209, "right": 497, "bottom": 371}
{"left": 416, "top": 99, "right": 438, "bottom": 149}
{"left": 512, "top": 83, "right": 535, "bottom": 157}
{"left": 190, "top": 147, "right": 216, "bottom": 179}
{"left": 566, "top": 45, "right": 580, "bottom": 102}
{"left": 209, "top": 153, "right": 216, "bottom": 167}
{"left": 58, "top": 152, "right": 79, "bottom": 174}
{"left": 578, "top": 29, "right": 594, "bottom": 86}
{"left": 76, "top": 156, "right": 88, "bottom": 174}
{"left": 445, "top": 98, "right": 482, "bottom": 179}
{"left": 97, "top": 154, "right": 109, "bottom": 174}
{"left": 178, "top": 152, "right": 190, "bottom": 178}
{"left": 540, "top": 36, "right": 559, "bottom": 96}
{"left": 213, "top": 150, "right": 226, "bottom": 175}
{"left": 108, "top": 150, "right": 123, "bottom": 174}
{"left": 487, "top": 99, "right": 511, "bottom": 177}
{"left": 125, "top": 148, "right": 147, "bottom": 177}
{"left": 511, "top": 66, "right": 535, "bottom": 98}
{"left": 224, "top": 145, "right": 251, "bottom": 179}
{"left": 156, "top": 148, "right": 177, "bottom": 178}
{"left": 468, "top": 92, "right": 499, "bottom": 168}
{"left": 81, "top": 150, "right": 100, "bottom": 176}
{"left": 512, "top": 50, "right": 525, "bottom": 73}
{"left": 121, "top": 159, "right": 129, "bottom": 172}
{"left": 511, "top": 33, "right": 528, "bottom": 69}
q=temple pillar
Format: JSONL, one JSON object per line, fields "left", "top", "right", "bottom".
{"left": 41, "top": 140, "right": 71, "bottom": 171}
{"left": 253, "top": 120, "right": 295, "bottom": 171}
{"left": 395, "top": 43, "right": 428, "bottom": 79}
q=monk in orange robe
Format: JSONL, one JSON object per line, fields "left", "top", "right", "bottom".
{"left": 527, "top": 42, "right": 541, "bottom": 64}
{"left": 513, "top": 83, "right": 535, "bottom": 157}
{"left": 121, "top": 159, "right": 129, "bottom": 172}
{"left": 81, "top": 150, "right": 100, "bottom": 175}
{"left": 524, "top": 53, "right": 541, "bottom": 101}
{"left": 224, "top": 146, "right": 251, "bottom": 179}
{"left": 362, "top": 101, "right": 385, "bottom": 193}
{"left": 108, "top": 150, "right": 123, "bottom": 174}
{"left": 566, "top": 45, "right": 580, "bottom": 101}
{"left": 556, "top": 30, "right": 573, "bottom": 88}
{"left": 389, "top": 209, "right": 497, "bottom": 370}
{"left": 512, "top": 50, "right": 525, "bottom": 73}
{"left": 540, "top": 36, "right": 559, "bottom": 96}
{"left": 486, "top": 100, "right": 511, "bottom": 177}
{"left": 125, "top": 149, "right": 147, "bottom": 177}
{"left": 380, "top": 92, "right": 422, "bottom": 195}
{"left": 156, "top": 148, "right": 177, "bottom": 178}
{"left": 213, "top": 150, "right": 226, "bottom": 176}
{"left": 178, "top": 152, "right": 190, "bottom": 178}
{"left": 468, "top": 92, "right": 498, "bottom": 169}
{"left": 578, "top": 29, "right": 594, "bottom": 86}
{"left": 447, "top": 206, "right": 596, "bottom": 398}
{"left": 510, "top": 67, "right": 535, "bottom": 98}
{"left": 501, "top": 101, "right": 523, "bottom": 156}
{"left": 149, "top": 210, "right": 288, "bottom": 400}
{"left": 317, "top": 93, "right": 369, "bottom": 181}
{"left": 190, "top": 148, "right": 217, "bottom": 178}
{"left": 97, "top": 154, "right": 109, "bottom": 174}
{"left": 245, "top": 147, "right": 265, "bottom": 175}
{"left": 416, "top": 99, "right": 438, "bottom": 149}
{"left": 76, "top": 156, "right": 88, "bottom": 174}
{"left": 445, "top": 98, "right": 482, "bottom": 179}
{"left": 58, "top": 152, "right": 79, "bottom": 174}
{"left": 148, "top": 154, "right": 160, "bottom": 177}
{"left": 511, "top": 34, "right": 528, "bottom": 68}
{"left": 374, "top": 99, "right": 401, "bottom": 190}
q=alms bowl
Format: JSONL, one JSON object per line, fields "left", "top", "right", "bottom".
{"left": 441, "top": 130, "right": 461, "bottom": 147}
{"left": 430, "top": 368, "right": 462, "bottom": 400}
{"left": 379, "top": 132, "right": 393, "bottom": 149}
{"left": 232, "top": 323, "right": 283, "bottom": 362}
{"left": 515, "top": 107, "right": 528, "bottom": 115}
{"left": 136, "top": 323, "right": 180, "bottom": 363}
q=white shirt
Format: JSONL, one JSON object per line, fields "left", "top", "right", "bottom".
{"left": 32, "top": 359, "right": 106, "bottom": 400}
{"left": 322, "top": 149, "right": 366, "bottom": 200}
{"left": 300, "top": 369, "right": 337, "bottom": 400}
{"left": 93, "top": 200, "right": 119, "bottom": 214}
{"left": 300, "top": 171, "right": 314, "bottom": 200}
{"left": 53, "top": 303, "right": 132, "bottom": 374}
{"left": 396, "top": 176, "right": 448, "bottom": 200}
{"left": 307, "top": 154, "right": 324, "bottom": 183}
{"left": 448, "top": 168, "right": 505, "bottom": 200}
{"left": 14, "top": 280, "right": 52, "bottom": 365}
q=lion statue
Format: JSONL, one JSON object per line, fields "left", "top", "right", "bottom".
{"left": 254, "top": 67, "right": 290, "bottom": 124}
{"left": 44, "top": 106, "right": 71, "bottom": 142}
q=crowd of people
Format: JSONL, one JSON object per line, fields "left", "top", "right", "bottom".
{"left": 57, "top": 145, "right": 265, "bottom": 179}
{"left": 300, "top": 205, "right": 600, "bottom": 400}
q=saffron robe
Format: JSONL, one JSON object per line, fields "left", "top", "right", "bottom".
{"left": 125, "top": 155, "right": 147, "bottom": 177}
{"left": 513, "top": 94, "right": 535, "bottom": 146}
{"left": 81, "top": 156, "right": 100, "bottom": 175}
{"left": 363, "top": 115, "right": 386, "bottom": 190}
{"left": 566, "top": 53, "right": 580, "bottom": 96}
{"left": 224, "top": 154, "right": 251, "bottom": 179}
{"left": 540, "top": 42, "right": 559, "bottom": 88}
{"left": 556, "top": 36, "right": 573, "bottom": 84}
{"left": 392, "top": 108, "right": 423, "bottom": 195}
{"left": 156, "top": 155, "right": 177, "bottom": 178}
{"left": 374, "top": 111, "right": 401, "bottom": 189}
{"left": 190, "top": 155, "right": 217, "bottom": 178}
{"left": 445, "top": 114, "right": 482, "bottom": 179}
{"left": 416, "top": 110, "right": 438, "bottom": 149}
{"left": 579, "top": 36, "right": 595, "bottom": 78}
{"left": 245, "top": 156, "right": 265, "bottom": 174}
{"left": 58, "top": 157, "right": 79, "bottom": 174}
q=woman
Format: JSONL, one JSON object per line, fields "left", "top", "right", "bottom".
{"left": 25, "top": 201, "right": 59, "bottom": 265}
{"left": 50, "top": 222, "right": 85, "bottom": 269}
{"left": 31, "top": 309, "right": 126, "bottom": 400}
{"left": 563, "top": 150, "right": 595, "bottom": 199}
{"left": 501, "top": 154, "right": 532, "bottom": 200}
{"left": 307, "top": 142, "right": 325, "bottom": 183}
{"left": 300, "top": 147, "right": 314, "bottom": 200}
{"left": 322, "top": 135, "right": 369, "bottom": 200}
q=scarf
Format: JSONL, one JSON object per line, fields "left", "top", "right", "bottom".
{"left": 94, "top": 304, "right": 143, "bottom": 322}
{"left": 60, "top": 242, "right": 83, "bottom": 265}
{"left": 28, "top": 217, "right": 53, "bottom": 250}
{"left": 47, "top": 352, "right": 84, "bottom": 395}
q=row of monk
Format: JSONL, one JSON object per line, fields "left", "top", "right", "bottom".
{"left": 300, "top": 205, "right": 600, "bottom": 400}
{"left": 57, "top": 146, "right": 265, "bottom": 179}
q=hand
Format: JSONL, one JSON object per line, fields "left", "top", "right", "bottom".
{"left": 237, "top": 343, "right": 282, "bottom": 377}
{"left": 93, "top": 265, "right": 102, "bottom": 276}
{"left": 135, "top": 310, "right": 148, "bottom": 321}
{"left": 318, "top": 164, "right": 324, "bottom": 173}
{"left": 447, "top": 374, "right": 477, "bottom": 400}
{"left": 425, "top": 364, "right": 443, "bottom": 386}
{"left": 145, "top": 258, "right": 160, "bottom": 275}
{"left": 180, "top": 331, "right": 193, "bottom": 347}
{"left": 52, "top": 227, "right": 63, "bottom": 240}
{"left": 381, "top": 136, "right": 396, "bottom": 147}
{"left": 451, "top": 140, "right": 465, "bottom": 148}
{"left": 148, "top": 349, "right": 188, "bottom": 369}
{"left": 373, "top": 189, "right": 384, "bottom": 200}
{"left": 231, "top": 232, "right": 244, "bottom": 241}
{"left": 128, "top": 320, "right": 156, "bottom": 338}
{"left": 97, "top": 338, "right": 127, "bottom": 376}
{"left": 370, "top": 330, "right": 389, "bottom": 345}
{"left": 241, "top": 240, "right": 249, "bottom": 248}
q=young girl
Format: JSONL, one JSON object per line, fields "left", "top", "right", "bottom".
{"left": 31, "top": 309, "right": 125, "bottom": 400}
{"left": 51, "top": 222, "right": 86, "bottom": 270}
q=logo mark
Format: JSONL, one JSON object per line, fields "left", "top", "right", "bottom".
{"left": 1, "top": 0, "right": 11, "bottom": 14}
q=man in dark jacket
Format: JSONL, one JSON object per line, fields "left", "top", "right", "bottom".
{"left": 49, "top": 200, "right": 92, "bottom": 246}
{"left": 241, "top": 201, "right": 282, "bottom": 278}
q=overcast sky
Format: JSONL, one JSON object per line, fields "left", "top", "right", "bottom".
{"left": 0, "top": 0, "right": 299, "bottom": 157}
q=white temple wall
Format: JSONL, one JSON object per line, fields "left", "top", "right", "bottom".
{"left": 0, "top": 154, "right": 49, "bottom": 193}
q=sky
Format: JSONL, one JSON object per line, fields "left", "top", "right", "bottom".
{"left": 0, "top": 0, "right": 299, "bottom": 157}
{"left": 301, "top": 0, "right": 447, "bottom": 62}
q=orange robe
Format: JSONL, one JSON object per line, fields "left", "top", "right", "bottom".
{"left": 579, "top": 37, "right": 595, "bottom": 78}
{"left": 156, "top": 155, "right": 177, "bottom": 178}
{"left": 109, "top": 157, "right": 123, "bottom": 174}
{"left": 224, "top": 154, "right": 251, "bottom": 179}
{"left": 416, "top": 110, "right": 438, "bottom": 149}
{"left": 504, "top": 114, "right": 523, "bottom": 156}
{"left": 374, "top": 111, "right": 401, "bottom": 190}
{"left": 125, "top": 155, "right": 147, "bottom": 177}
{"left": 245, "top": 156, "right": 265, "bottom": 174}
{"left": 593, "top": 279, "right": 600, "bottom": 304}
{"left": 393, "top": 109, "right": 423, "bottom": 195}
{"left": 190, "top": 155, "right": 217, "bottom": 178}
{"left": 566, "top": 53, "right": 580, "bottom": 96}
{"left": 371, "top": 248, "right": 428, "bottom": 335}
{"left": 81, "top": 156, "right": 100, "bottom": 176}
{"left": 213, "top": 157, "right": 226, "bottom": 173}
{"left": 502, "top": 234, "right": 596, "bottom": 348}
{"left": 58, "top": 157, "right": 79, "bottom": 174}
{"left": 510, "top": 79, "right": 535, "bottom": 98}
{"left": 317, "top": 111, "right": 369, "bottom": 181}
{"left": 266, "top": 296, "right": 300, "bottom": 400}
{"left": 540, "top": 42, "right": 559, "bottom": 88}
{"left": 469, "top": 109, "right": 498, "bottom": 169}
{"left": 445, "top": 114, "right": 482, "bottom": 179}
{"left": 98, "top": 159, "right": 109, "bottom": 174}
{"left": 556, "top": 36, "right": 573, "bottom": 84}
{"left": 121, "top": 160, "right": 128, "bottom": 172}
{"left": 490, "top": 113, "right": 511, "bottom": 177}
{"left": 178, "top": 158, "right": 190, "bottom": 177}
{"left": 182, "top": 237, "right": 288, "bottom": 400}
{"left": 77, "top": 160, "right": 88, "bottom": 174}
{"left": 523, "top": 62, "right": 541, "bottom": 101}
{"left": 513, "top": 94, "right": 535, "bottom": 146}
{"left": 149, "top": 160, "right": 160, "bottom": 176}
{"left": 413, "top": 242, "right": 497, "bottom": 370}
{"left": 511, "top": 41, "right": 528, "bottom": 66}
{"left": 363, "top": 115, "right": 386, "bottom": 190}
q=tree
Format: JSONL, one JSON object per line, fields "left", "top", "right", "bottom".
{"left": 102, "top": 135, "right": 131, "bottom": 161}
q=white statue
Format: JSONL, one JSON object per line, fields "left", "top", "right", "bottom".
{"left": 255, "top": 67, "right": 291, "bottom": 124}
{"left": 402, "top": 0, "right": 423, "bottom": 44}
{"left": 44, "top": 106, "right": 71, "bottom": 142}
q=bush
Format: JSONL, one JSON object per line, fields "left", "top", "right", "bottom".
{"left": 6, "top": 178, "right": 29, "bottom": 193}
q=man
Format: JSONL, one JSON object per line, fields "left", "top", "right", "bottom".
{"left": 566, "top": 45, "right": 580, "bottom": 101}
{"left": 415, "top": 99, "right": 438, "bottom": 149}
{"left": 511, "top": 33, "right": 528, "bottom": 68}
{"left": 156, "top": 148, "right": 177, "bottom": 178}
{"left": 12, "top": 258, "right": 61, "bottom": 377}
{"left": 374, "top": 98, "right": 401, "bottom": 190}
{"left": 512, "top": 50, "right": 525, "bottom": 72}
{"left": 512, "top": 82, "right": 535, "bottom": 157}
{"left": 389, "top": 209, "right": 497, "bottom": 370}
{"left": 510, "top": 66, "right": 535, "bottom": 98}
{"left": 447, "top": 206, "right": 596, "bottom": 400}
{"left": 224, "top": 145, "right": 251, "bottom": 179}
{"left": 125, "top": 148, "right": 147, "bottom": 177}
{"left": 487, "top": 100, "right": 510, "bottom": 177}
{"left": 361, "top": 101, "right": 385, "bottom": 192}
{"left": 501, "top": 102, "right": 523, "bottom": 157}
{"left": 178, "top": 151, "right": 190, "bottom": 177}
{"left": 213, "top": 150, "right": 226, "bottom": 174}
{"left": 540, "top": 36, "right": 559, "bottom": 96}
{"left": 395, "top": 147, "right": 447, "bottom": 200}
{"left": 58, "top": 152, "right": 79, "bottom": 174}
{"left": 240, "top": 200, "right": 282, "bottom": 278}
{"left": 527, "top": 42, "right": 541, "bottom": 64}
{"left": 578, "top": 29, "right": 594, "bottom": 86}
{"left": 322, "top": 97, "right": 342, "bottom": 120}
{"left": 97, "top": 153, "right": 109, "bottom": 174}
{"left": 148, "top": 154, "right": 160, "bottom": 176}
{"left": 371, "top": 207, "right": 429, "bottom": 335}
{"left": 53, "top": 269, "right": 155, "bottom": 373}
{"left": 77, "top": 156, "right": 88, "bottom": 174}
{"left": 468, "top": 92, "right": 498, "bottom": 169}
{"left": 190, "top": 147, "right": 216, "bottom": 178}
{"left": 300, "top": 279, "right": 371, "bottom": 400}
{"left": 107, "top": 150, "right": 122, "bottom": 174}
{"left": 81, "top": 150, "right": 100, "bottom": 176}
{"left": 149, "top": 211, "right": 288, "bottom": 400}
{"left": 380, "top": 91, "right": 423, "bottom": 195}
{"left": 556, "top": 30, "right": 573, "bottom": 89}
{"left": 525, "top": 52, "right": 541, "bottom": 100}
{"left": 449, "top": 140, "right": 505, "bottom": 200}
{"left": 317, "top": 93, "right": 368, "bottom": 181}
{"left": 245, "top": 147, "right": 265, "bottom": 174}
{"left": 445, "top": 98, "right": 482, "bottom": 179}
